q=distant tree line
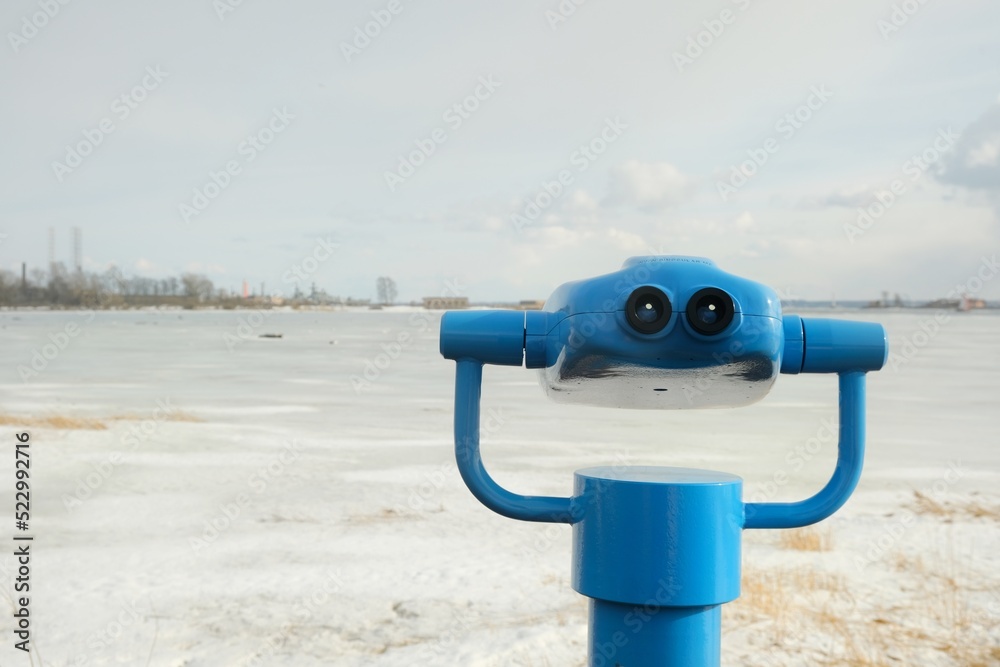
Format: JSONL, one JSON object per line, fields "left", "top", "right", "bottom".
{"left": 0, "top": 263, "right": 227, "bottom": 308}
{"left": 0, "top": 263, "right": 348, "bottom": 309}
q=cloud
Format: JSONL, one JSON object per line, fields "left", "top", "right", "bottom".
{"left": 936, "top": 103, "right": 1000, "bottom": 192}
{"left": 540, "top": 189, "right": 602, "bottom": 228}
{"left": 606, "top": 227, "right": 651, "bottom": 252}
{"left": 134, "top": 258, "right": 159, "bottom": 273}
{"left": 795, "top": 185, "right": 879, "bottom": 209}
{"left": 736, "top": 238, "right": 771, "bottom": 258}
{"left": 966, "top": 139, "right": 1000, "bottom": 168}
{"left": 604, "top": 160, "right": 694, "bottom": 212}
{"left": 563, "top": 189, "right": 600, "bottom": 217}
{"left": 734, "top": 211, "right": 757, "bottom": 233}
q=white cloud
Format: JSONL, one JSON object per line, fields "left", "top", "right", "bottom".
{"left": 937, "top": 103, "right": 1000, "bottom": 192}
{"left": 604, "top": 160, "right": 694, "bottom": 212}
{"left": 564, "top": 189, "right": 599, "bottom": 215}
{"left": 737, "top": 239, "right": 771, "bottom": 258}
{"left": 734, "top": 211, "right": 757, "bottom": 233}
{"left": 606, "top": 227, "right": 650, "bottom": 252}
{"left": 134, "top": 258, "right": 158, "bottom": 273}
{"left": 795, "top": 185, "right": 878, "bottom": 209}
{"left": 966, "top": 139, "right": 1000, "bottom": 168}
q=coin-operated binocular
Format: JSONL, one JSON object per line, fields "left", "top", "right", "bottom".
{"left": 440, "top": 256, "right": 887, "bottom": 666}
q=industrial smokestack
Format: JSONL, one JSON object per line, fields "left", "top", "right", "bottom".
{"left": 73, "top": 226, "right": 82, "bottom": 272}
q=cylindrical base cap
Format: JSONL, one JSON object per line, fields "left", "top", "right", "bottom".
{"left": 572, "top": 466, "right": 742, "bottom": 607}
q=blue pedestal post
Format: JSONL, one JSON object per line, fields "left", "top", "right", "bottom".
{"left": 572, "top": 466, "right": 742, "bottom": 667}
{"left": 589, "top": 600, "right": 721, "bottom": 667}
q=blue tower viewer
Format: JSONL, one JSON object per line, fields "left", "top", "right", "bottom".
{"left": 440, "top": 256, "right": 887, "bottom": 666}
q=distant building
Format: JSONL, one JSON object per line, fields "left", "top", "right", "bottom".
{"left": 960, "top": 296, "right": 987, "bottom": 311}
{"left": 865, "top": 292, "right": 906, "bottom": 308}
{"left": 514, "top": 300, "right": 546, "bottom": 310}
{"left": 922, "top": 299, "right": 961, "bottom": 310}
{"left": 423, "top": 296, "right": 469, "bottom": 310}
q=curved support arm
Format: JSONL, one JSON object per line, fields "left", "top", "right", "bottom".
{"left": 454, "top": 359, "right": 577, "bottom": 524}
{"left": 743, "top": 371, "right": 866, "bottom": 529}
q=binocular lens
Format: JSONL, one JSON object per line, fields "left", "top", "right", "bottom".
{"left": 686, "top": 288, "right": 734, "bottom": 335}
{"left": 626, "top": 287, "right": 671, "bottom": 334}
{"left": 636, "top": 300, "right": 661, "bottom": 324}
{"left": 696, "top": 304, "right": 718, "bottom": 325}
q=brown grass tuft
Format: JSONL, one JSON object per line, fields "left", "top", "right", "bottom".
{"left": 738, "top": 569, "right": 789, "bottom": 619}
{"left": 779, "top": 527, "right": 833, "bottom": 552}
{"left": 910, "top": 490, "right": 1000, "bottom": 521}
{"left": 0, "top": 409, "right": 204, "bottom": 431}
{"left": 911, "top": 490, "right": 950, "bottom": 517}
{"left": 0, "top": 414, "right": 107, "bottom": 430}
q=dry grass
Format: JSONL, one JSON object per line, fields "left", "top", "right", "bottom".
{"left": 0, "top": 414, "right": 107, "bottom": 430}
{"left": 891, "top": 551, "right": 925, "bottom": 573}
{"left": 912, "top": 490, "right": 952, "bottom": 517}
{"left": 0, "top": 410, "right": 203, "bottom": 431}
{"left": 736, "top": 567, "right": 846, "bottom": 616}
{"left": 732, "top": 530, "right": 1000, "bottom": 666}
{"left": 815, "top": 610, "right": 896, "bottom": 667}
{"left": 778, "top": 527, "right": 833, "bottom": 552}
{"left": 737, "top": 569, "right": 789, "bottom": 620}
{"left": 910, "top": 490, "right": 1000, "bottom": 521}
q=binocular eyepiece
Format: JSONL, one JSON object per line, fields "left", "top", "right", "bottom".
{"left": 625, "top": 285, "right": 736, "bottom": 336}
{"left": 441, "top": 256, "right": 887, "bottom": 409}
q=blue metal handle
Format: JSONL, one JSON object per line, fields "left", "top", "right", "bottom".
{"left": 454, "top": 359, "right": 577, "bottom": 523}
{"left": 452, "top": 361, "right": 868, "bottom": 529}
{"left": 743, "top": 371, "right": 866, "bottom": 529}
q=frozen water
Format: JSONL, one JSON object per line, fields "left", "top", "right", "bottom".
{"left": 0, "top": 308, "right": 997, "bottom": 665}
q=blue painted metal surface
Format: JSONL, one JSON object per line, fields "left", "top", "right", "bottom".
{"left": 780, "top": 315, "right": 805, "bottom": 374}
{"left": 800, "top": 317, "right": 889, "bottom": 373}
{"left": 744, "top": 371, "right": 867, "bottom": 529}
{"left": 532, "top": 256, "right": 785, "bottom": 410}
{"left": 589, "top": 600, "right": 721, "bottom": 667}
{"left": 438, "top": 256, "right": 889, "bottom": 666}
{"left": 440, "top": 310, "right": 525, "bottom": 366}
{"left": 572, "top": 467, "right": 742, "bottom": 607}
{"left": 452, "top": 359, "right": 576, "bottom": 524}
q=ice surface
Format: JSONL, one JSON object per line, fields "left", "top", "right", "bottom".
{"left": 0, "top": 308, "right": 997, "bottom": 665}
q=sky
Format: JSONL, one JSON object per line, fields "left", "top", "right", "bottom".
{"left": 2, "top": 0, "right": 1000, "bottom": 303}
